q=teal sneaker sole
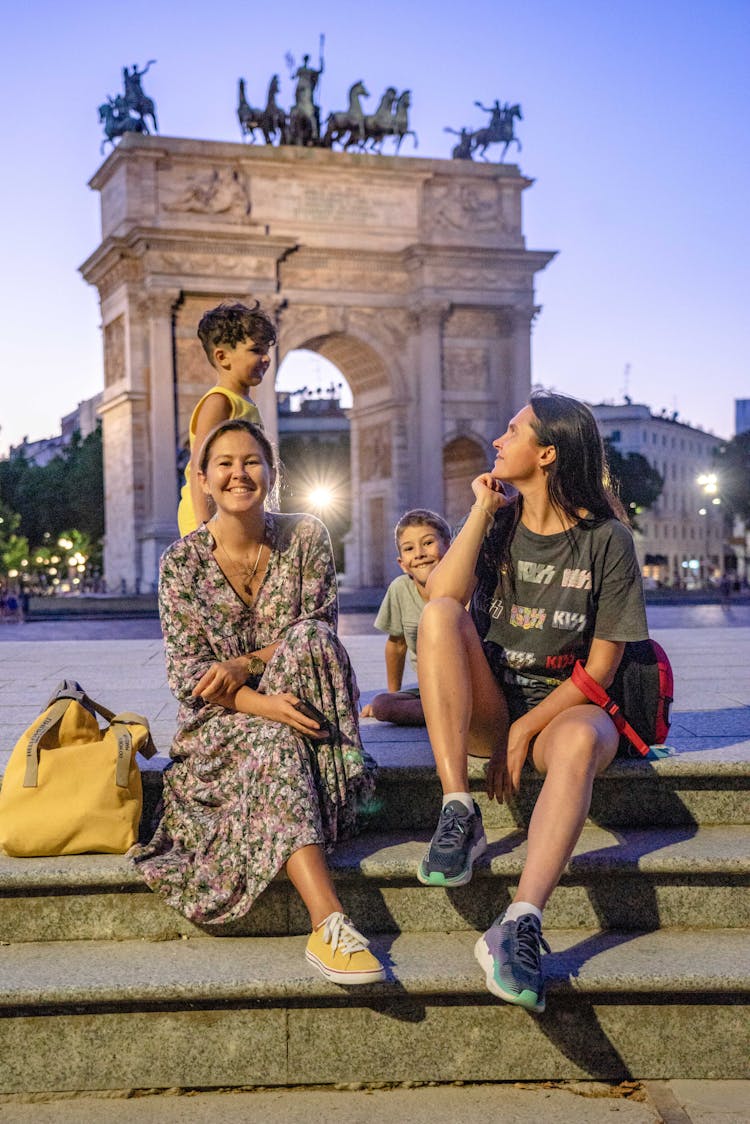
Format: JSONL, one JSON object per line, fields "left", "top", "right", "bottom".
{"left": 474, "top": 934, "right": 546, "bottom": 1013}
{"left": 417, "top": 835, "right": 487, "bottom": 887}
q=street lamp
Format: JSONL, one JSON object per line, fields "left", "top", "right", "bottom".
{"left": 696, "top": 473, "right": 722, "bottom": 587}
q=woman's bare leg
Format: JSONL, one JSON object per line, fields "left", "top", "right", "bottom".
{"left": 513, "top": 706, "right": 619, "bottom": 909}
{"left": 417, "top": 597, "right": 509, "bottom": 793}
{"left": 285, "top": 844, "right": 342, "bottom": 928}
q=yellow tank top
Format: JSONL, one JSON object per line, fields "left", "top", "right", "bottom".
{"left": 177, "top": 387, "right": 263, "bottom": 537}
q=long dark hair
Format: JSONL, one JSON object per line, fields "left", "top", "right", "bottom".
{"left": 496, "top": 391, "right": 626, "bottom": 592}
{"left": 528, "top": 390, "right": 626, "bottom": 523}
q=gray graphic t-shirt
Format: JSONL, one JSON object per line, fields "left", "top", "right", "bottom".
{"left": 471, "top": 511, "right": 648, "bottom": 713}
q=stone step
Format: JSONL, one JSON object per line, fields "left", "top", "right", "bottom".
{"left": 2, "top": 824, "right": 748, "bottom": 942}
{"left": 0, "top": 929, "right": 745, "bottom": 1092}
{"left": 356, "top": 731, "right": 750, "bottom": 829}
{"left": 138, "top": 753, "right": 750, "bottom": 846}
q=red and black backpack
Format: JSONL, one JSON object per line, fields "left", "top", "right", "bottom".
{"left": 571, "top": 639, "right": 674, "bottom": 757}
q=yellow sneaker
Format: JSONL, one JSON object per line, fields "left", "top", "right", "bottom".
{"left": 305, "top": 912, "right": 386, "bottom": 985}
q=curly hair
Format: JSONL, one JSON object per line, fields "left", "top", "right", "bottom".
{"left": 197, "top": 300, "right": 277, "bottom": 364}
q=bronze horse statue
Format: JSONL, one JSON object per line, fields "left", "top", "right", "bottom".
{"left": 391, "top": 91, "right": 418, "bottom": 154}
{"left": 471, "top": 101, "right": 522, "bottom": 161}
{"left": 362, "top": 87, "right": 397, "bottom": 151}
{"left": 322, "top": 80, "right": 370, "bottom": 148}
{"left": 238, "top": 75, "right": 286, "bottom": 144}
{"left": 122, "top": 62, "right": 158, "bottom": 132}
{"left": 98, "top": 99, "right": 147, "bottom": 153}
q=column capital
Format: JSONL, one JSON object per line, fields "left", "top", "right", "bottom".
{"left": 511, "top": 304, "right": 541, "bottom": 330}
{"left": 412, "top": 301, "right": 452, "bottom": 330}
{"left": 139, "top": 287, "right": 184, "bottom": 321}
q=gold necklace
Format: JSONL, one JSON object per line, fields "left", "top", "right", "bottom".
{"left": 212, "top": 527, "right": 265, "bottom": 597}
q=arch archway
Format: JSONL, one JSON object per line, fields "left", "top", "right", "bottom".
{"left": 276, "top": 325, "right": 408, "bottom": 586}
{"left": 81, "top": 137, "right": 555, "bottom": 590}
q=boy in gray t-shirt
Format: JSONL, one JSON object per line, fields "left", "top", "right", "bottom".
{"left": 361, "top": 509, "right": 451, "bottom": 726}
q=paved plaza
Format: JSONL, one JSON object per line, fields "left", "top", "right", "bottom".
{"left": 1, "top": 602, "right": 749, "bottom": 773}
{"left": 0, "top": 601, "right": 748, "bottom": 1121}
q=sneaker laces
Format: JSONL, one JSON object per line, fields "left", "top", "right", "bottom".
{"left": 433, "top": 806, "right": 469, "bottom": 849}
{"left": 321, "top": 912, "right": 370, "bottom": 955}
{"left": 514, "top": 915, "right": 551, "bottom": 971}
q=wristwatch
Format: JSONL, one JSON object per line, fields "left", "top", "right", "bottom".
{"left": 245, "top": 655, "right": 266, "bottom": 678}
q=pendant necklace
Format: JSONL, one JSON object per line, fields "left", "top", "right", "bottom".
{"left": 213, "top": 527, "right": 265, "bottom": 597}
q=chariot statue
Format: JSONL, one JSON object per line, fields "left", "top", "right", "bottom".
{"left": 286, "top": 37, "right": 325, "bottom": 144}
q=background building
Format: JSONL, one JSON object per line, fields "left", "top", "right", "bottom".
{"left": 735, "top": 399, "right": 750, "bottom": 437}
{"left": 8, "top": 394, "right": 103, "bottom": 467}
{"left": 590, "top": 401, "right": 726, "bottom": 588}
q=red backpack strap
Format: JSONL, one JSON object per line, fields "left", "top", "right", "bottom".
{"left": 571, "top": 660, "right": 650, "bottom": 757}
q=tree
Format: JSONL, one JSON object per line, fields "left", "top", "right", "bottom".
{"left": 604, "top": 441, "right": 663, "bottom": 529}
{"left": 0, "top": 425, "right": 104, "bottom": 552}
{"left": 713, "top": 431, "right": 750, "bottom": 520}
{"left": 0, "top": 501, "right": 28, "bottom": 578}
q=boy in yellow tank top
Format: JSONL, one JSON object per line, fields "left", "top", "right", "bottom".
{"left": 178, "top": 301, "right": 277, "bottom": 536}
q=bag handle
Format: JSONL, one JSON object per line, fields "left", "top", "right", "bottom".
{"left": 22, "top": 691, "right": 157, "bottom": 789}
{"left": 46, "top": 678, "right": 116, "bottom": 724}
{"left": 109, "top": 713, "right": 157, "bottom": 789}
{"left": 571, "top": 660, "right": 650, "bottom": 757}
{"left": 23, "top": 697, "right": 75, "bottom": 788}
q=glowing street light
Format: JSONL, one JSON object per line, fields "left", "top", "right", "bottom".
{"left": 307, "top": 485, "right": 335, "bottom": 513}
{"left": 696, "top": 472, "right": 722, "bottom": 586}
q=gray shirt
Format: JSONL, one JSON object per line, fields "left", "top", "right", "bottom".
{"left": 471, "top": 512, "right": 648, "bottom": 709}
{"left": 374, "top": 574, "right": 426, "bottom": 670}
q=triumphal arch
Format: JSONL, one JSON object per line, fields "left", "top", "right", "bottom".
{"left": 81, "top": 134, "right": 555, "bottom": 590}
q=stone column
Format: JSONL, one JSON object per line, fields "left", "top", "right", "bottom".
{"left": 140, "top": 289, "right": 181, "bottom": 590}
{"left": 100, "top": 387, "right": 146, "bottom": 595}
{"left": 254, "top": 294, "right": 285, "bottom": 451}
{"left": 414, "top": 304, "right": 449, "bottom": 513}
{"left": 509, "top": 305, "right": 537, "bottom": 416}
{"left": 255, "top": 351, "right": 279, "bottom": 450}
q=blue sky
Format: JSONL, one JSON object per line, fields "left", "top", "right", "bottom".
{"left": 1, "top": 0, "right": 748, "bottom": 455}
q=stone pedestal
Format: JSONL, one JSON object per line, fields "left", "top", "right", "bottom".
{"left": 81, "top": 136, "right": 555, "bottom": 590}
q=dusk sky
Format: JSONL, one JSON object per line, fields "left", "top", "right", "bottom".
{"left": 1, "top": 0, "right": 747, "bottom": 456}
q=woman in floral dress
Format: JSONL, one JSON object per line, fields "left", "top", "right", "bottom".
{"left": 131, "top": 419, "right": 385, "bottom": 985}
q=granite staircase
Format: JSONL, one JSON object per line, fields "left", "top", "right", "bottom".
{"left": 0, "top": 727, "right": 748, "bottom": 1094}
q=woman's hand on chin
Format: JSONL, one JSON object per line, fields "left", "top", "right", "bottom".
{"left": 472, "top": 473, "right": 512, "bottom": 514}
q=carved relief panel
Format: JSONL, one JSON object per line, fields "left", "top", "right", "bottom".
{"left": 160, "top": 163, "right": 253, "bottom": 221}
{"left": 103, "top": 316, "right": 125, "bottom": 387}
{"left": 442, "top": 347, "right": 488, "bottom": 392}
{"left": 359, "top": 422, "right": 392, "bottom": 481}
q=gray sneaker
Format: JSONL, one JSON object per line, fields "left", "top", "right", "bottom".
{"left": 417, "top": 799, "right": 487, "bottom": 887}
{"left": 474, "top": 913, "right": 551, "bottom": 1012}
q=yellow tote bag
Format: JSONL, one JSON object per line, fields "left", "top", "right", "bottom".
{"left": 0, "top": 680, "right": 156, "bottom": 857}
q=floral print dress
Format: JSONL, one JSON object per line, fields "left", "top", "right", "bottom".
{"left": 130, "top": 513, "right": 375, "bottom": 926}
